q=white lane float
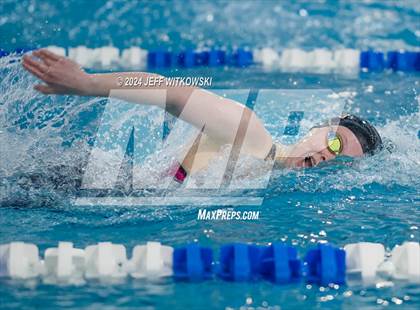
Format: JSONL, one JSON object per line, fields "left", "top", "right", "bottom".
{"left": 68, "top": 46, "right": 120, "bottom": 69}
{"left": 0, "top": 242, "right": 42, "bottom": 279}
{"left": 85, "top": 242, "right": 128, "bottom": 279}
{"left": 121, "top": 47, "right": 148, "bottom": 69}
{"left": 307, "top": 48, "right": 335, "bottom": 73}
{"left": 334, "top": 49, "right": 360, "bottom": 75}
{"left": 92, "top": 46, "right": 120, "bottom": 69}
{"left": 344, "top": 242, "right": 385, "bottom": 281}
{"left": 43, "top": 242, "right": 85, "bottom": 284}
{"left": 279, "top": 48, "right": 309, "bottom": 71}
{"left": 390, "top": 242, "right": 420, "bottom": 282}
{"left": 253, "top": 47, "right": 280, "bottom": 69}
{"left": 129, "top": 241, "right": 173, "bottom": 278}
{"left": 45, "top": 45, "right": 66, "bottom": 57}
{"left": 68, "top": 46, "right": 96, "bottom": 68}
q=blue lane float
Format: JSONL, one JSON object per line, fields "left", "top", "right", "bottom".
{"left": 147, "top": 51, "right": 174, "bottom": 69}
{"left": 173, "top": 243, "right": 213, "bottom": 281}
{"left": 216, "top": 243, "right": 302, "bottom": 283}
{"left": 3, "top": 45, "right": 420, "bottom": 73}
{"left": 361, "top": 51, "right": 420, "bottom": 72}
{"left": 360, "top": 51, "right": 385, "bottom": 71}
{"left": 0, "top": 49, "right": 9, "bottom": 57}
{"left": 391, "top": 51, "right": 419, "bottom": 71}
{"left": 228, "top": 48, "right": 253, "bottom": 67}
{"left": 199, "top": 49, "right": 226, "bottom": 66}
{"left": 304, "top": 243, "right": 346, "bottom": 286}
{"left": 217, "top": 243, "right": 261, "bottom": 281}
{"left": 259, "top": 243, "right": 302, "bottom": 284}
{"left": 177, "top": 49, "right": 195, "bottom": 68}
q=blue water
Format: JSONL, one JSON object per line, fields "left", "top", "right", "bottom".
{"left": 1, "top": 1, "right": 420, "bottom": 309}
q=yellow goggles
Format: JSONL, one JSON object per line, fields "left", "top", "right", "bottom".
{"left": 327, "top": 131, "right": 343, "bottom": 155}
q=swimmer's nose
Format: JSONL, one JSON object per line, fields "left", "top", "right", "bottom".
{"left": 311, "top": 149, "right": 335, "bottom": 166}
{"left": 319, "top": 148, "right": 335, "bottom": 162}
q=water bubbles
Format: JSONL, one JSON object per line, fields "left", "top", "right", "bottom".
{"left": 376, "top": 298, "right": 389, "bottom": 305}
{"left": 319, "top": 295, "right": 334, "bottom": 302}
{"left": 299, "top": 9, "right": 308, "bottom": 17}
{"left": 391, "top": 297, "right": 403, "bottom": 305}
{"left": 203, "top": 228, "right": 214, "bottom": 238}
{"left": 159, "top": 34, "right": 170, "bottom": 42}
{"left": 343, "top": 290, "right": 353, "bottom": 297}
{"left": 376, "top": 281, "right": 394, "bottom": 289}
{"left": 364, "top": 85, "right": 374, "bottom": 93}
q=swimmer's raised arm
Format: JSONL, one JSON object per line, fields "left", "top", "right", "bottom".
{"left": 22, "top": 49, "right": 273, "bottom": 158}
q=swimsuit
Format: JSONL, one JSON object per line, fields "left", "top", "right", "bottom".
{"left": 169, "top": 144, "right": 278, "bottom": 184}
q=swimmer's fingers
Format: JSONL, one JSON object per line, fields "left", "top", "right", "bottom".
{"left": 22, "top": 54, "right": 49, "bottom": 73}
{"left": 22, "top": 57, "right": 46, "bottom": 80}
{"left": 22, "top": 55, "right": 56, "bottom": 83}
{"left": 36, "top": 49, "right": 62, "bottom": 62}
{"left": 33, "top": 50, "right": 58, "bottom": 66}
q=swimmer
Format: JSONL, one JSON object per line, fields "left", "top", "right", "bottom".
{"left": 22, "top": 49, "right": 383, "bottom": 182}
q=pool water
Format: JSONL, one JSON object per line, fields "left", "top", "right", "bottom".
{"left": 1, "top": 1, "right": 419, "bottom": 309}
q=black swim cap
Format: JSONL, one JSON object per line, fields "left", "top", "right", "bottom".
{"left": 332, "top": 114, "right": 383, "bottom": 155}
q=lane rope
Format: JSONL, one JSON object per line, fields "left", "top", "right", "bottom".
{"left": 0, "top": 241, "right": 419, "bottom": 285}
{"left": 1, "top": 46, "right": 419, "bottom": 72}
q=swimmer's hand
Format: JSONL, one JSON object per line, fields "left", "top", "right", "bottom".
{"left": 22, "top": 49, "right": 93, "bottom": 95}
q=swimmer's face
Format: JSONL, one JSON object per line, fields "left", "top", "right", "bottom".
{"left": 282, "top": 125, "right": 364, "bottom": 168}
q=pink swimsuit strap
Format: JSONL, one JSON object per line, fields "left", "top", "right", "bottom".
{"left": 168, "top": 162, "right": 188, "bottom": 183}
